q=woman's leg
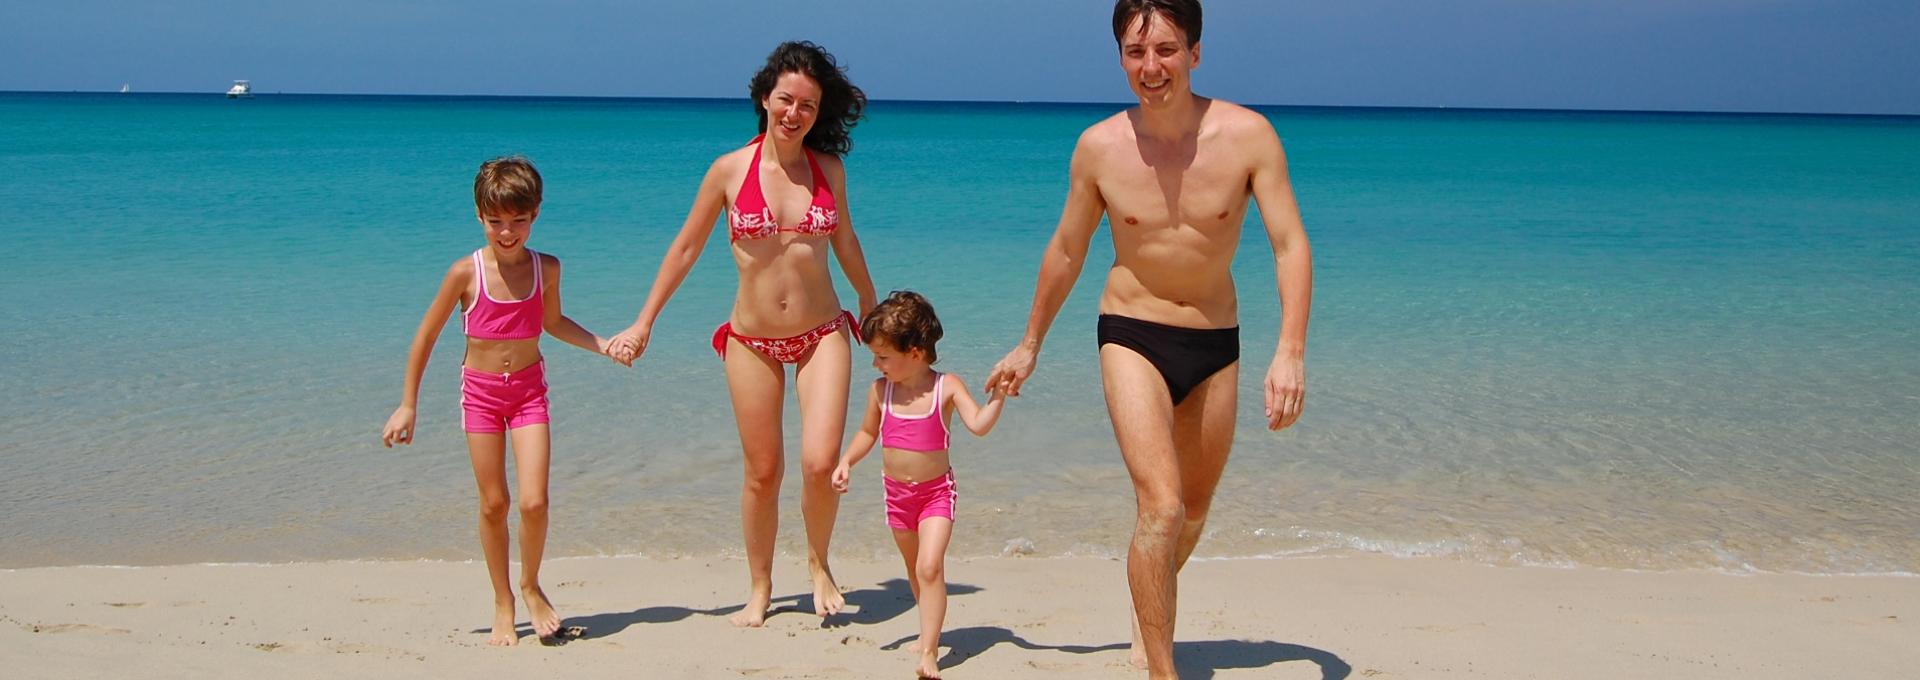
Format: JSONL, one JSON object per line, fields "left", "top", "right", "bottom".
{"left": 724, "top": 337, "right": 788, "bottom": 627}
{"left": 794, "top": 329, "right": 853, "bottom": 616}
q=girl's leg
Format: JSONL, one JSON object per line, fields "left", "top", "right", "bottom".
{"left": 891, "top": 528, "right": 922, "bottom": 603}
{"left": 913, "top": 517, "right": 954, "bottom": 679}
{"left": 793, "top": 330, "right": 853, "bottom": 616}
{"left": 724, "top": 338, "right": 787, "bottom": 627}
{"left": 466, "top": 432, "right": 517, "bottom": 646}
{"left": 509, "top": 423, "right": 560, "bottom": 638}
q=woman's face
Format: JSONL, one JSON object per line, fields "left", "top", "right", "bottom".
{"left": 763, "top": 71, "right": 823, "bottom": 143}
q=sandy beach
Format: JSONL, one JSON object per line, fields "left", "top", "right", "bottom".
{"left": 3, "top": 555, "right": 1912, "bottom": 678}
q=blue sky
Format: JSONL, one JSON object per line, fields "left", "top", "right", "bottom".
{"left": 3, "top": 1, "right": 1916, "bottom": 114}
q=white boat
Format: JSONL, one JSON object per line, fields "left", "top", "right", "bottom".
{"left": 226, "top": 80, "right": 253, "bottom": 98}
{"left": 119, "top": 84, "right": 130, "bottom": 94}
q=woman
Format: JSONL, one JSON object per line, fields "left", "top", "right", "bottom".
{"left": 609, "top": 41, "right": 877, "bottom": 627}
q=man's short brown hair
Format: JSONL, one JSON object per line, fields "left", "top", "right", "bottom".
{"left": 1112, "top": 0, "right": 1202, "bottom": 48}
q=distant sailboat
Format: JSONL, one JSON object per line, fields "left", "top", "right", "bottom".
{"left": 119, "top": 84, "right": 131, "bottom": 94}
{"left": 226, "top": 80, "right": 253, "bottom": 98}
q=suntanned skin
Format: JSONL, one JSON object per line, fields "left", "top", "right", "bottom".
{"left": 985, "top": 10, "right": 1312, "bottom": 680}
{"left": 606, "top": 71, "right": 879, "bottom": 628}
{"left": 382, "top": 207, "right": 614, "bottom": 646}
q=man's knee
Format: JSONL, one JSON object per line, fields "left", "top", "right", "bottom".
{"left": 1135, "top": 500, "right": 1186, "bottom": 535}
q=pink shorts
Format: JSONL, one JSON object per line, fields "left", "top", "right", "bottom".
{"left": 460, "top": 362, "right": 550, "bottom": 434}
{"left": 884, "top": 470, "right": 956, "bottom": 531}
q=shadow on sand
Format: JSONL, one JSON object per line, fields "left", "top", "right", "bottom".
{"left": 550, "top": 577, "right": 984, "bottom": 638}
{"left": 884, "top": 627, "right": 1352, "bottom": 679}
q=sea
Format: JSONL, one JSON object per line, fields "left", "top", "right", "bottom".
{"left": 3, "top": 91, "right": 1917, "bottom": 574}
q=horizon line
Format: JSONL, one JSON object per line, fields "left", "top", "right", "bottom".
{"left": 6, "top": 89, "right": 1917, "bottom": 120}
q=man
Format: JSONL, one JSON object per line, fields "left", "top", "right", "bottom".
{"left": 985, "top": 1, "right": 1312, "bottom": 677}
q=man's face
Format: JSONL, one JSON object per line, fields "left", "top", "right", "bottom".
{"left": 1119, "top": 12, "right": 1200, "bottom": 107}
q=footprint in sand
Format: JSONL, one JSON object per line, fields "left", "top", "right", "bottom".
{"left": 253, "top": 642, "right": 288, "bottom": 652}
{"left": 28, "top": 623, "right": 132, "bottom": 635}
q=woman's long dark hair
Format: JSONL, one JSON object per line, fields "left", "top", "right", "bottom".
{"left": 749, "top": 41, "right": 866, "bottom": 157}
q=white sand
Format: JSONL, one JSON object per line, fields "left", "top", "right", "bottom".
{"left": 2, "top": 555, "right": 1913, "bottom": 679}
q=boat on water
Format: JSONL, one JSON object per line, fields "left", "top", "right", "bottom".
{"left": 226, "top": 80, "right": 253, "bottom": 98}
{"left": 119, "top": 84, "right": 130, "bottom": 94}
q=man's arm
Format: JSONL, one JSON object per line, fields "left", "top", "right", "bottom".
{"left": 986, "top": 129, "right": 1109, "bottom": 397}
{"left": 1249, "top": 120, "right": 1313, "bottom": 430}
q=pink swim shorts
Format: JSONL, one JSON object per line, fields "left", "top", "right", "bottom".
{"left": 884, "top": 470, "right": 956, "bottom": 531}
{"left": 460, "top": 362, "right": 550, "bottom": 434}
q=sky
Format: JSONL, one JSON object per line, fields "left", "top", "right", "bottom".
{"left": 2, "top": 1, "right": 1916, "bottom": 114}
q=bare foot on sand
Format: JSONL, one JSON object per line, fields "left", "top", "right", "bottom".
{"left": 522, "top": 586, "right": 562, "bottom": 639}
{"left": 489, "top": 599, "right": 518, "bottom": 646}
{"left": 916, "top": 654, "right": 943, "bottom": 679}
{"left": 730, "top": 588, "right": 772, "bottom": 628}
{"left": 810, "top": 564, "right": 845, "bottom": 617}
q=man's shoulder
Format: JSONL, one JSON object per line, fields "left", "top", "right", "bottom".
{"left": 1204, "top": 99, "right": 1278, "bottom": 140}
{"left": 1075, "top": 111, "right": 1135, "bottom": 151}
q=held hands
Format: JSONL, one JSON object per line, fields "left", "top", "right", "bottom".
{"left": 1264, "top": 353, "right": 1306, "bottom": 431}
{"left": 830, "top": 462, "right": 852, "bottom": 494}
{"left": 381, "top": 407, "right": 416, "bottom": 447}
{"left": 985, "top": 344, "right": 1038, "bottom": 397}
{"left": 606, "top": 324, "right": 651, "bottom": 367}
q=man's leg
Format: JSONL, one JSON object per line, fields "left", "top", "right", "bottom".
{"left": 1128, "top": 362, "right": 1239, "bottom": 668}
{"left": 1100, "top": 344, "right": 1183, "bottom": 679}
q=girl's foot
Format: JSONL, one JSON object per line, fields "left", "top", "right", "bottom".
{"left": 489, "top": 600, "right": 518, "bottom": 646}
{"left": 522, "top": 586, "right": 562, "bottom": 639}
{"left": 916, "top": 653, "right": 942, "bottom": 679}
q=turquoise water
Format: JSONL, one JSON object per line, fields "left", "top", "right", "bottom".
{"left": 3, "top": 92, "right": 1918, "bottom": 573}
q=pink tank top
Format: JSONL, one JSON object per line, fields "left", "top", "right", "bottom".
{"left": 463, "top": 249, "right": 544, "bottom": 341}
{"left": 881, "top": 373, "right": 950, "bottom": 453}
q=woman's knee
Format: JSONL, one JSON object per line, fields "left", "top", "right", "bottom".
{"left": 518, "top": 493, "right": 548, "bottom": 516}
{"left": 479, "top": 495, "right": 512, "bottom": 522}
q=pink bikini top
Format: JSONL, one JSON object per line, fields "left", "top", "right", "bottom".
{"left": 463, "top": 249, "right": 544, "bottom": 341}
{"left": 881, "top": 373, "right": 950, "bottom": 453}
{"left": 729, "top": 135, "right": 838, "bottom": 242}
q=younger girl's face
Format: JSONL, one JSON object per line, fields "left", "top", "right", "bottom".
{"left": 869, "top": 339, "right": 928, "bottom": 383}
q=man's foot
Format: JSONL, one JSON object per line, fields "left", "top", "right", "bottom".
{"left": 916, "top": 653, "right": 943, "bottom": 679}
{"left": 489, "top": 600, "right": 518, "bottom": 646}
{"left": 729, "top": 588, "right": 772, "bottom": 628}
{"left": 522, "top": 586, "right": 562, "bottom": 639}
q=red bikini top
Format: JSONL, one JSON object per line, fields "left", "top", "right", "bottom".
{"left": 729, "top": 135, "right": 838, "bottom": 242}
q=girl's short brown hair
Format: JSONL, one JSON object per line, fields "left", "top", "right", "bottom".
{"left": 860, "top": 290, "right": 943, "bottom": 363}
{"left": 474, "top": 156, "right": 542, "bottom": 216}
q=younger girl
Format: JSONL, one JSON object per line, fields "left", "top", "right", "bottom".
{"left": 831, "top": 291, "right": 1006, "bottom": 679}
{"left": 381, "top": 156, "right": 611, "bottom": 646}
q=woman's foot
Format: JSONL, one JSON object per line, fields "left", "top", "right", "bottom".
{"left": 809, "top": 565, "right": 846, "bottom": 617}
{"left": 730, "top": 587, "right": 773, "bottom": 628}
{"left": 916, "top": 653, "right": 943, "bottom": 679}
{"left": 522, "top": 586, "right": 562, "bottom": 639}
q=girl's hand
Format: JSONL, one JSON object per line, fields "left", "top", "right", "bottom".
{"left": 382, "top": 407, "right": 417, "bottom": 447}
{"left": 830, "top": 463, "right": 851, "bottom": 493}
{"left": 987, "top": 344, "right": 1038, "bottom": 397}
{"left": 607, "top": 325, "right": 651, "bottom": 366}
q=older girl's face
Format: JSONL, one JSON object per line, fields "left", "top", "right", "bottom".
{"left": 763, "top": 71, "right": 822, "bottom": 142}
